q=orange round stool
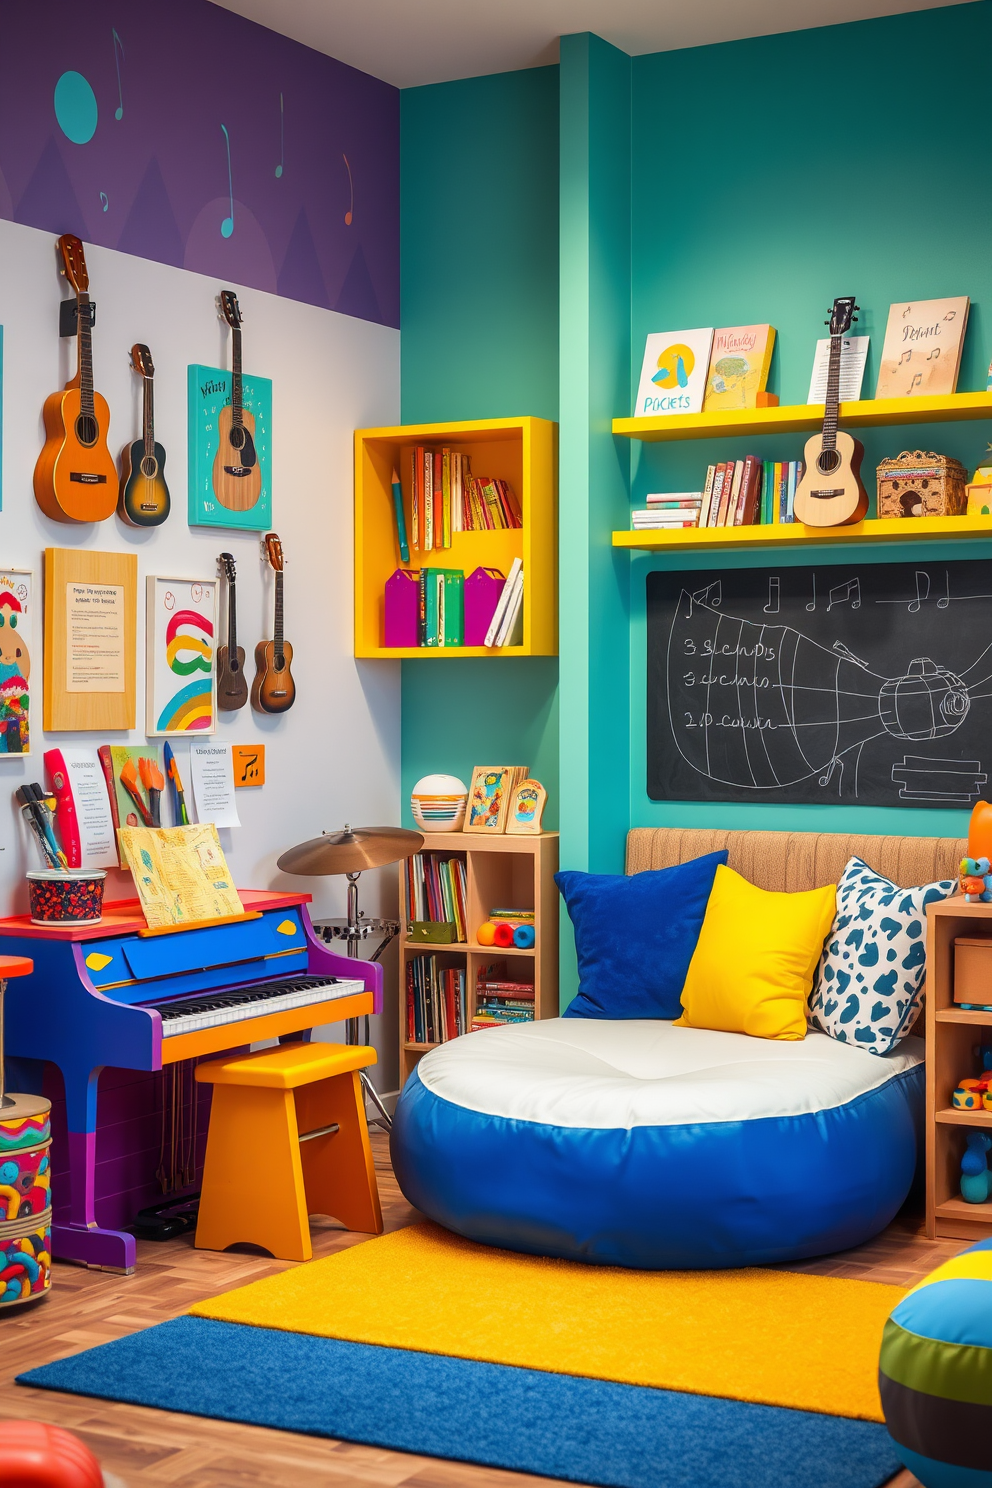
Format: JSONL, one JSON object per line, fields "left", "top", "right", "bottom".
{"left": 0, "top": 1421, "right": 103, "bottom": 1487}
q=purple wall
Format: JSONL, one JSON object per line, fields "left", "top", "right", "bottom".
{"left": 0, "top": 0, "right": 399, "bottom": 327}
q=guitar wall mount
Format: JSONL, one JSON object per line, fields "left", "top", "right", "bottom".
{"left": 59, "top": 300, "right": 96, "bottom": 337}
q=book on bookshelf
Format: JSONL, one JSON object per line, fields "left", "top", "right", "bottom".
{"left": 405, "top": 852, "right": 468, "bottom": 941}
{"left": 406, "top": 448, "right": 521, "bottom": 552}
{"left": 472, "top": 963, "right": 535, "bottom": 1029}
{"left": 484, "top": 557, "right": 523, "bottom": 647}
{"left": 702, "top": 325, "right": 776, "bottom": 411}
{"left": 407, "top": 954, "right": 466, "bottom": 1043}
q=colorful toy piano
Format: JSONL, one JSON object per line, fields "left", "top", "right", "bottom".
{"left": 0, "top": 889, "right": 380, "bottom": 1273}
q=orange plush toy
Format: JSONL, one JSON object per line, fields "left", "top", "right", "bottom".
{"left": 0, "top": 1422, "right": 104, "bottom": 1487}
{"left": 968, "top": 800, "right": 992, "bottom": 862}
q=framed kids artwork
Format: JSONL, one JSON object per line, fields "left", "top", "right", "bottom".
{"left": 145, "top": 576, "right": 217, "bottom": 736}
{"left": 506, "top": 778, "right": 547, "bottom": 835}
{"left": 465, "top": 766, "right": 514, "bottom": 833}
{"left": 0, "top": 568, "right": 32, "bottom": 755}
{"left": 187, "top": 364, "right": 272, "bottom": 530}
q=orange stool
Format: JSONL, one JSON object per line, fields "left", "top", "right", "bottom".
{"left": 194, "top": 1041, "right": 383, "bottom": 1261}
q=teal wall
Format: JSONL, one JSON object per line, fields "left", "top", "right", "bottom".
{"left": 628, "top": 1, "right": 992, "bottom": 840}
{"left": 399, "top": 66, "right": 560, "bottom": 827}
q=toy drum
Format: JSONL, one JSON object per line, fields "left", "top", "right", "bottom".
{"left": 0, "top": 1139, "right": 50, "bottom": 1222}
{"left": 27, "top": 869, "right": 105, "bottom": 925}
{"left": 0, "top": 1098, "right": 51, "bottom": 1155}
{"left": 0, "top": 1207, "right": 52, "bottom": 1306}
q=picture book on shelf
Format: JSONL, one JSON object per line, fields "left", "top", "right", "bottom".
{"left": 634, "top": 328, "right": 713, "bottom": 417}
{"left": 465, "top": 765, "right": 529, "bottom": 833}
{"left": 875, "top": 297, "right": 970, "bottom": 399}
{"left": 702, "top": 326, "right": 776, "bottom": 411}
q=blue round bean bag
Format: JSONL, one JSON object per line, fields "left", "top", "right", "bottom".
{"left": 391, "top": 1018, "right": 924, "bottom": 1270}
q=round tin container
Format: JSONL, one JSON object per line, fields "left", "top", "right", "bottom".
{"left": 27, "top": 869, "right": 106, "bottom": 925}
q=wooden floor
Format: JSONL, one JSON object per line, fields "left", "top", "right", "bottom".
{"left": 0, "top": 1132, "right": 958, "bottom": 1488}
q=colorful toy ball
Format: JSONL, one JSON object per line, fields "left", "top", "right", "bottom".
{"left": 953, "top": 1082, "right": 983, "bottom": 1110}
{"left": 513, "top": 923, "right": 536, "bottom": 949}
{"left": 476, "top": 922, "right": 496, "bottom": 947}
{"left": 492, "top": 921, "right": 516, "bottom": 949}
{"left": 879, "top": 1237, "right": 992, "bottom": 1488}
{"left": 0, "top": 1421, "right": 104, "bottom": 1487}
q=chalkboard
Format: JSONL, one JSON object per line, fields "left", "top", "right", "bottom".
{"left": 646, "top": 559, "right": 992, "bottom": 807}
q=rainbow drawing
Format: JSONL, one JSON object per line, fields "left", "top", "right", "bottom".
{"left": 156, "top": 607, "right": 215, "bottom": 732}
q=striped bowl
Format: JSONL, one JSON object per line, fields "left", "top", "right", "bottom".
{"left": 411, "top": 775, "right": 468, "bottom": 833}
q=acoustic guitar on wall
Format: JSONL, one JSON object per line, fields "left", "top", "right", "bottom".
{"left": 213, "top": 289, "right": 262, "bottom": 512}
{"left": 118, "top": 344, "right": 171, "bottom": 527}
{"left": 793, "top": 297, "right": 869, "bottom": 528}
{"left": 34, "top": 234, "right": 118, "bottom": 523}
{"left": 251, "top": 532, "right": 296, "bottom": 714}
{"left": 216, "top": 551, "right": 249, "bottom": 711}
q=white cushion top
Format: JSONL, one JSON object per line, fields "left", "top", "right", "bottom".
{"left": 417, "top": 1018, "right": 924, "bottom": 1130}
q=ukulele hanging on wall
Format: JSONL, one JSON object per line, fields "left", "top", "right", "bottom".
{"left": 213, "top": 289, "right": 262, "bottom": 512}
{"left": 252, "top": 532, "right": 296, "bottom": 714}
{"left": 216, "top": 551, "right": 249, "bottom": 711}
{"left": 792, "top": 297, "right": 869, "bottom": 527}
{"left": 34, "top": 234, "right": 118, "bottom": 523}
{"left": 118, "top": 344, "right": 171, "bottom": 527}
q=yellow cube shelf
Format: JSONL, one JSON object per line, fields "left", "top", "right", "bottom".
{"left": 612, "top": 391, "right": 992, "bottom": 443}
{"left": 614, "top": 513, "right": 992, "bottom": 552}
{"left": 354, "top": 416, "right": 557, "bottom": 658}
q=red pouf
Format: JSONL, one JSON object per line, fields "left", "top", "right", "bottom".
{"left": 0, "top": 1422, "right": 104, "bottom": 1487}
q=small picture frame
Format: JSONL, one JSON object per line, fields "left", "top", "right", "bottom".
{"left": 0, "top": 567, "right": 32, "bottom": 755}
{"left": 505, "top": 778, "right": 547, "bottom": 835}
{"left": 145, "top": 576, "right": 217, "bottom": 736}
{"left": 465, "top": 766, "right": 513, "bottom": 833}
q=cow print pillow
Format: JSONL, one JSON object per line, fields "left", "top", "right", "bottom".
{"left": 809, "top": 857, "right": 955, "bottom": 1055}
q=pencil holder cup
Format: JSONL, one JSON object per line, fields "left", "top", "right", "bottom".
{"left": 27, "top": 870, "right": 105, "bottom": 926}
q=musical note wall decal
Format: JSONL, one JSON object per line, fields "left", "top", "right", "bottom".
{"left": 112, "top": 28, "right": 125, "bottom": 120}
{"left": 99, "top": 191, "right": 109, "bottom": 211}
{"left": 220, "top": 124, "right": 234, "bottom": 238}
{"left": 343, "top": 153, "right": 354, "bottom": 225}
{"left": 275, "top": 93, "right": 284, "bottom": 177}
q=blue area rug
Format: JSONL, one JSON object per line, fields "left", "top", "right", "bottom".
{"left": 19, "top": 1316, "right": 901, "bottom": 1488}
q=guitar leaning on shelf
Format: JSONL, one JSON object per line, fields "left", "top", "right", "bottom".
{"left": 213, "top": 289, "right": 262, "bottom": 512}
{"left": 33, "top": 234, "right": 118, "bottom": 523}
{"left": 216, "top": 552, "right": 249, "bottom": 711}
{"left": 118, "top": 343, "right": 171, "bottom": 527}
{"left": 793, "top": 296, "right": 869, "bottom": 527}
{"left": 251, "top": 532, "right": 296, "bottom": 714}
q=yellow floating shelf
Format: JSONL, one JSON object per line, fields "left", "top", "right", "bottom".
{"left": 613, "top": 391, "right": 992, "bottom": 443}
{"left": 613, "top": 514, "right": 992, "bottom": 552}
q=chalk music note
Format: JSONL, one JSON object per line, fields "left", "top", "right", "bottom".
{"left": 806, "top": 575, "right": 816, "bottom": 612}
{"left": 909, "top": 571, "right": 930, "bottom": 613}
{"left": 343, "top": 153, "right": 354, "bottom": 225}
{"left": 763, "top": 577, "right": 780, "bottom": 614}
{"left": 937, "top": 571, "right": 950, "bottom": 609}
{"left": 99, "top": 191, "right": 109, "bottom": 212}
{"left": 220, "top": 124, "right": 234, "bottom": 238}
{"left": 927, "top": 346, "right": 941, "bottom": 360}
{"left": 275, "top": 93, "right": 284, "bottom": 178}
{"left": 827, "top": 578, "right": 861, "bottom": 611}
{"left": 898, "top": 349, "right": 912, "bottom": 365}
{"left": 112, "top": 28, "right": 125, "bottom": 120}
{"left": 909, "top": 371, "right": 923, "bottom": 391}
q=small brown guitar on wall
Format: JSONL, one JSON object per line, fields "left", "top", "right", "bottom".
{"left": 118, "top": 344, "right": 171, "bottom": 527}
{"left": 793, "top": 296, "right": 869, "bottom": 527}
{"left": 213, "top": 289, "right": 262, "bottom": 512}
{"left": 34, "top": 234, "right": 118, "bottom": 523}
{"left": 216, "top": 552, "right": 249, "bottom": 711}
{"left": 252, "top": 532, "right": 296, "bottom": 714}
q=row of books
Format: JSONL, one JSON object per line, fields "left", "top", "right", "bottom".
{"left": 471, "top": 969, "right": 535, "bottom": 1031}
{"left": 406, "top": 956, "right": 467, "bottom": 1044}
{"left": 406, "top": 563, "right": 524, "bottom": 648}
{"left": 630, "top": 458, "right": 806, "bottom": 530}
{"left": 405, "top": 852, "right": 468, "bottom": 942}
{"left": 409, "top": 448, "right": 522, "bottom": 551}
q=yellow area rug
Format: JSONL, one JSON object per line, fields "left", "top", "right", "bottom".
{"left": 192, "top": 1222, "right": 902, "bottom": 1422}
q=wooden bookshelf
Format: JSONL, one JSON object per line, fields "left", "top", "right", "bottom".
{"left": 398, "top": 831, "right": 559, "bottom": 1087}
{"left": 926, "top": 899, "right": 992, "bottom": 1243}
{"left": 612, "top": 390, "right": 992, "bottom": 443}
{"left": 613, "top": 513, "right": 992, "bottom": 552}
{"left": 354, "top": 417, "right": 557, "bottom": 658}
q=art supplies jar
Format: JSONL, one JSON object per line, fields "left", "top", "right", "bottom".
{"left": 27, "top": 869, "right": 106, "bottom": 925}
{"left": 0, "top": 1095, "right": 52, "bottom": 1307}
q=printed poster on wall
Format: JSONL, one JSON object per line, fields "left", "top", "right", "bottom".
{"left": 0, "top": 568, "right": 31, "bottom": 755}
{"left": 187, "top": 364, "right": 272, "bottom": 530}
{"left": 145, "top": 577, "right": 217, "bottom": 737}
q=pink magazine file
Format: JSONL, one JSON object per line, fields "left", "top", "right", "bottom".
{"left": 384, "top": 568, "right": 420, "bottom": 647}
{"left": 464, "top": 567, "right": 506, "bottom": 646}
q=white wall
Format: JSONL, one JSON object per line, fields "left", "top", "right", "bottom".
{"left": 0, "top": 217, "right": 403, "bottom": 1090}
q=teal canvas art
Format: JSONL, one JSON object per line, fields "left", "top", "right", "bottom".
{"left": 187, "top": 364, "right": 272, "bottom": 531}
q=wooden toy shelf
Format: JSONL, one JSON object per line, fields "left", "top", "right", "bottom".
{"left": 926, "top": 899, "right": 992, "bottom": 1242}
{"left": 398, "top": 831, "right": 558, "bottom": 1087}
{"left": 354, "top": 416, "right": 557, "bottom": 658}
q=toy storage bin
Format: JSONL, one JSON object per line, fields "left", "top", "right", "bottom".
{"left": 953, "top": 936, "right": 992, "bottom": 1006}
{"left": 0, "top": 1095, "right": 52, "bottom": 1307}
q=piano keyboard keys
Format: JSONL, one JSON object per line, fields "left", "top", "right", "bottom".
{"left": 147, "top": 975, "right": 365, "bottom": 1038}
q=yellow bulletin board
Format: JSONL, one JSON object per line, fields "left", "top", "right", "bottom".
{"left": 44, "top": 548, "right": 137, "bottom": 732}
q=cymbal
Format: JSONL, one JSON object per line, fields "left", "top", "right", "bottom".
{"left": 277, "top": 825, "right": 424, "bottom": 876}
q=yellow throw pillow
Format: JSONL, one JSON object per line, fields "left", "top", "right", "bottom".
{"left": 675, "top": 865, "right": 836, "bottom": 1041}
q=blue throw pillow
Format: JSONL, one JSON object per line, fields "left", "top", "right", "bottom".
{"left": 558, "top": 851, "right": 728, "bottom": 1020}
